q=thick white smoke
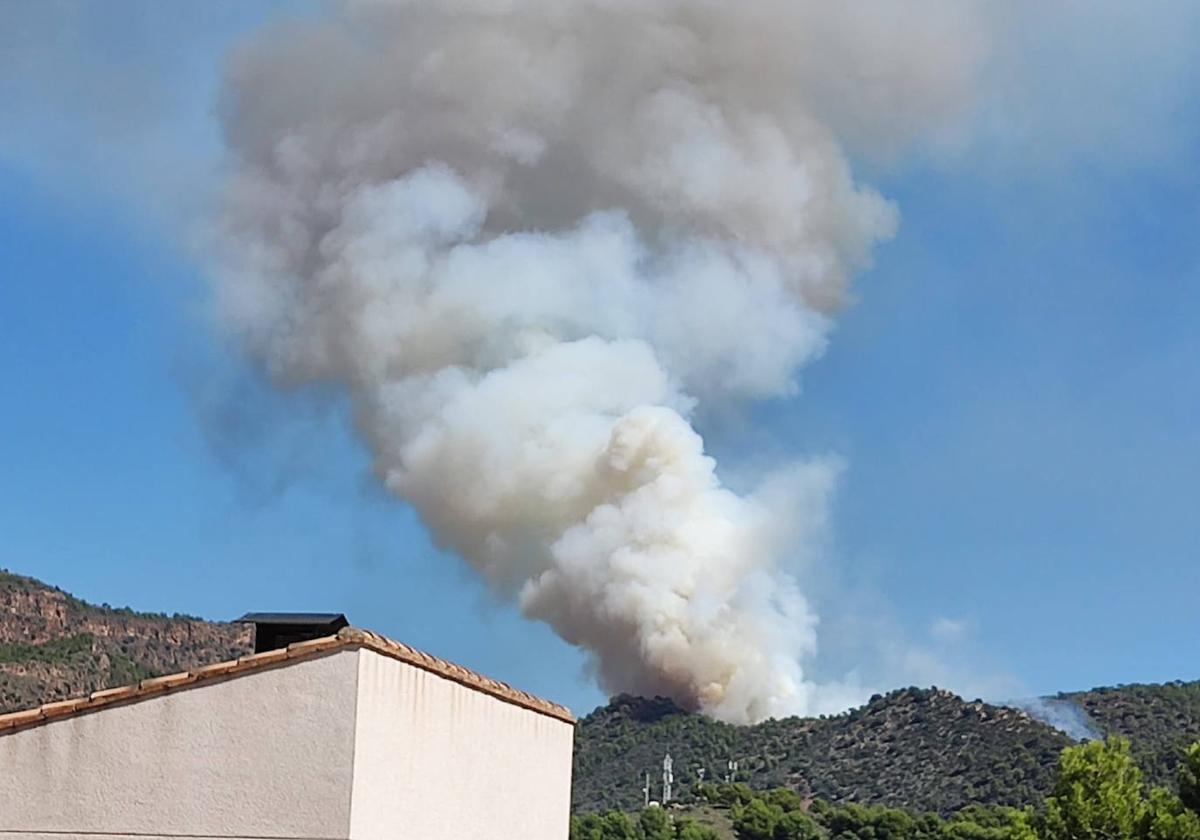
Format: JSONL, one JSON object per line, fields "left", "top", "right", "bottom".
{"left": 213, "top": 0, "right": 983, "bottom": 723}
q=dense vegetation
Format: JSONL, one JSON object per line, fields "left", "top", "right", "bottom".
{"left": 0, "top": 632, "right": 96, "bottom": 665}
{"left": 574, "top": 691, "right": 1071, "bottom": 814}
{"left": 574, "top": 683, "right": 1200, "bottom": 816}
{"left": 0, "top": 569, "right": 251, "bottom": 713}
{"left": 3, "top": 565, "right": 1198, "bottom": 827}
{"left": 573, "top": 737, "right": 1200, "bottom": 840}
{"left": 1063, "top": 683, "right": 1200, "bottom": 790}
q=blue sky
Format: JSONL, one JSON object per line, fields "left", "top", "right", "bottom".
{"left": 1, "top": 1, "right": 1197, "bottom": 716}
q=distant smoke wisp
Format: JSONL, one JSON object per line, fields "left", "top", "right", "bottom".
{"left": 213, "top": 0, "right": 983, "bottom": 723}
{"left": 1012, "top": 697, "right": 1102, "bottom": 741}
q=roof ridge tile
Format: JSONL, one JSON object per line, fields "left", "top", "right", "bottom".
{"left": 0, "top": 626, "right": 574, "bottom": 736}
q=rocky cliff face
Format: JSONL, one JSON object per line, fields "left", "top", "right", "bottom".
{"left": 0, "top": 570, "right": 251, "bottom": 713}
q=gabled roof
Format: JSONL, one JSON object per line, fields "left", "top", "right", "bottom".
{"left": 0, "top": 627, "right": 575, "bottom": 734}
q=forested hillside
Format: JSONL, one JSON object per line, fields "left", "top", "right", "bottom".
{"left": 573, "top": 691, "right": 1071, "bottom": 815}
{"left": 0, "top": 569, "right": 250, "bottom": 713}
{"left": 572, "top": 737, "right": 1200, "bottom": 840}
{"left": 3, "top": 567, "right": 1198, "bottom": 820}
{"left": 573, "top": 683, "right": 1200, "bottom": 816}
{"left": 1063, "top": 682, "right": 1200, "bottom": 788}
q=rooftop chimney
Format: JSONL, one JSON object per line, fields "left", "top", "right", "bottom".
{"left": 237, "top": 613, "right": 349, "bottom": 653}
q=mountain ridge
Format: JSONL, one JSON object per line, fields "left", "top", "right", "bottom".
{"left": 0, "top": 569, "right": 251, "bottom": 714}
{"left": 2, "top": 568, "right": 1196, "bottom": 816}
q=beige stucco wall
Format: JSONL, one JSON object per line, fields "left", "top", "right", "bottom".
{"left": 0, "top": 649, "right": 360, "bottom": 840}
{"left": 0, "top": 645, "right": 574, "bottom": 840}
{"left": 349, "top": 648, "right": 575, "bottom": 840}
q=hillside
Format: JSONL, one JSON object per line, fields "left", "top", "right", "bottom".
{"left": 573, "top": 681, "right": 1200, "bottom": 816}
{"left": 2, "top": 568, "right": 1197, "bottom": 818}
{"left": 0, "top": 569, "right": 251, "bottom": 713}
{"left": 1063, "top": 681, "right": 1200, "bottom": 789}
{"left": 573, "top": 691, "right": 1071, "bottom": 815}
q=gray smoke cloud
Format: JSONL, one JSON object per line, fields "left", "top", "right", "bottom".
{"left": 1012, "top": 697, "right": 1103, "bottom": 742}
{"left": 212, "top": 0, "right": 984, "bottom": 723}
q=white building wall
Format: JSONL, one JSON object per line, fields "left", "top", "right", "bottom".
{"left": 349, "top": 648, "right": 574, "bottom": 840}
{"left": 0, "top": 650, "right": 360, "bottom": 840}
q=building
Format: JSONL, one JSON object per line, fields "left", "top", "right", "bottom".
{"left": 0, "top": 621, "right": 575, "bottom": 840}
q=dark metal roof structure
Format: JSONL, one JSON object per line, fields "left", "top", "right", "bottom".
{"left": 236, "top": 612, "right": 349, "bottom": 653}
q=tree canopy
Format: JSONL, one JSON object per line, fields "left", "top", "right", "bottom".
{"left": 572, "top": 738, "right": 1200, "bottom": 840}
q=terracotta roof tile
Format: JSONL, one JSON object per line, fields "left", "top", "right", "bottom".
{"left": 0, "top": 626, "right": 575, "bottom": 736}
{"left": 238, "top": 647, "right": 290, "bottom": 667}
{"left": 337, "top": 628, "right": 574, "bottom": 723}
{"left": 90, "top": 684, "right": 139, "bottom": 703}
{"left": 1, "top": 709, "right": 44, "bottom": 728}
{"left": 189, "top": 659, "right": 241, "bottom": 680}
{"left": 286, "top": 635, "right": 343, "bottom": 656}
{"left": 140, "top": 672, "right": 197, "bottom": 692}
{"left": 40, "top": 698, "right": 88, "bottom": 719}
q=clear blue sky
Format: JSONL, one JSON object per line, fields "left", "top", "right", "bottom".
{"left": 1, "top": 2, "right": 1197, "bottom": 716}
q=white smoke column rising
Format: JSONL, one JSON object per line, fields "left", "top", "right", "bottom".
{"left": 213, "top": 0, "right": 984, "bottom": 723}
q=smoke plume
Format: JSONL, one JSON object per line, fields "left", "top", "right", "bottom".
{"left": 213, "top": 0, "right": 983, "bottom": 723}
{"left": 1012, "top": 697, "right": 1103, "bottom": 742}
